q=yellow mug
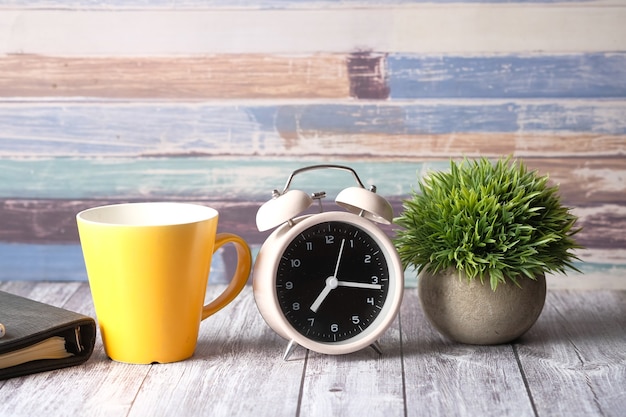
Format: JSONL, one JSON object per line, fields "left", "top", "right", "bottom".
{"left": 76, "top": 202, "right": 251, "bottom": 364}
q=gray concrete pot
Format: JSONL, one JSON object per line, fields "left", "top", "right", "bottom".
{"left": 418, "top": 268, "right": 546, "bottom": 344}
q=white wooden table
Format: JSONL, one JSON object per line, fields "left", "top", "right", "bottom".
{"left": 0, "top": 281, "right": 624, "bottom": 417}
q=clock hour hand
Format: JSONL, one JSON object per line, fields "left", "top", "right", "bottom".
{"left": 310, "top": 279, "right": 335, "bottom": 313}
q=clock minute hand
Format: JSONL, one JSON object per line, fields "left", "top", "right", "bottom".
{"left": 333, "top": 238, "right": 346, "bottom": 278}
{"left": 337, "top": 281, "right": 382, "bottom": 290}
{"left": 310, "top": 239, "right": 346, "bottom": 313}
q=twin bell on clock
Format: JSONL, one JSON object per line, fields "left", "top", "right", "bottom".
{"left": 252, "top": 164, "right": 404, "bottom": 360}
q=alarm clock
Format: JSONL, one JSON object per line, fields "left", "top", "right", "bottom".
{"left": 252, "top": 165, "right": 404, "bottom": 360}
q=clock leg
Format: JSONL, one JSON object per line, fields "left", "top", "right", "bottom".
{"left": 283, "top": 339, "right": 300, "bottom": 361}
{"left": 370, "top": 341, "right": 383, "bottom": 355}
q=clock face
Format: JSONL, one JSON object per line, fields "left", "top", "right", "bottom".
{"left": 275, "top": 220, "right": 390, "bottom": 343}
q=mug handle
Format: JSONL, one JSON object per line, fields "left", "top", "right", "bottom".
{"left": 201, "top": 233, "right": 252, "bottom": 319}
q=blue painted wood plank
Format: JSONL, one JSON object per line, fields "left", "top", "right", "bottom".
{"left": 388, "top": 53, "right": 626, "bottom": 99}
{"left": 0, "top": 243, "right": 86, "bottom": 281}
{"left": 1, "top": 102, "right": 625, "bottom": 158}
{"left": 0, "top": 242, "right": 233, "bottom": 283}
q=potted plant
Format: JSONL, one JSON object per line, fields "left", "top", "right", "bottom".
{"left": 394, "top": 157, "right": 582, "bottom": 344}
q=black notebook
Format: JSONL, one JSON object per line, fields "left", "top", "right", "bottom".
{"left": 0, "top": 290, "right": 97, "bottom": 380}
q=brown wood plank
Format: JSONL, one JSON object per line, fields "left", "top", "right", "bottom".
{"left": 515, "top": 290, "right": 626, "bottom": 416}
{"left": 524, "top": 157, "right": 626, "bottom": 207}
{"left": 0, "top": 54, "right": 350, "bottom": 99}
{"left": 299, "top": 133, "right": 626, "bottom": 159}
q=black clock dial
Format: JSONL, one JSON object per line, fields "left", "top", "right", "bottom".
{"left": 275, "top": 221, "right": 390, "bottom": 343}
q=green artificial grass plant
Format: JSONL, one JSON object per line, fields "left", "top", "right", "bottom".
{"left": 394, "top": 157, "right": 583, "bottom": 290}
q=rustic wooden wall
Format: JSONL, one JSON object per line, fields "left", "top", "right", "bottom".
{"left": 0, "top": 1, "right": 624, "bottom": 288}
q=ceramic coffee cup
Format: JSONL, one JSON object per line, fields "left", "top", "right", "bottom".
{"left": 77, "top": 202, "right": 251, "bottom": 364}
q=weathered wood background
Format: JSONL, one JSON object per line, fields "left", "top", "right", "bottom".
{"left": 0, "top": 1, "right": 624, "bottom": 287}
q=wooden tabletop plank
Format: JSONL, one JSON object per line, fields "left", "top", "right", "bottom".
{"left": 0, "top": 282, "right": 153, "bottom": 416}
{"left": 298, "top": 318, "right": 405, "bottom": 415}
{"left": 126, "top": 286, "right": 305, "bottom": 417}
{"left": 515, "top": 290, "right": 626, "bottom": 417}
{"left": 400, "top": 288, "right": 536, "bottom": 417}
{"left": 1, "top": 282, "right": 625, "bottom": 416}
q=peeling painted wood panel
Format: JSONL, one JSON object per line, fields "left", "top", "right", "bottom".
{"left": 0, "top": 0, "right": 623, "bottom": 291}
{"left": 3, "top": 53, "right": 625, "bottom": 99}
{"left": 2, "top": 7, "right": 625, "bottom": 55}
{"left": 1, "top": 103, "right": 625, "bottom": 158}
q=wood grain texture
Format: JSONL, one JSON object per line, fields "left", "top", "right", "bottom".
{"left": 1, "top": 281, "right": 624, "bottom": 416}
{"left": 299, "top": 322, "right": 404, "bottom": 415}
{"left": 0, "top": 55, "right": 350, "bottom": 99}
{"left": 0, "top": 283, "right": 153, "bottom": 416}
{"left": 125, "top": 287, "right": 305, "bottom": 417}
{"left": 401, "top": 291, "right": 536, "bottom": 416}
{"left": 515, "top": 290, "right": 626, "bottom": 417}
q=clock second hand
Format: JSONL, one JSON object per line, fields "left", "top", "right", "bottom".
{"left": 310, "top": 238, "right": 346, "bottom": 313}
